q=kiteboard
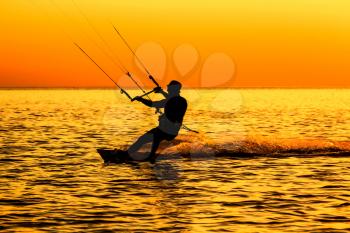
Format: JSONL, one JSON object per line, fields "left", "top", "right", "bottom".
{"left": 97, "top": 149, "right": 153, "bottom": 163}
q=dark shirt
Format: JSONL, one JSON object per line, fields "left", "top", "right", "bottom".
{"left": 138, "top": 94, "right": 187, "bottom": 135}
{"left": 155, "top": 95, "right": 187, "bottom": 136}
{"left": 164, "top": 96, "right": 187, "bottom": 124}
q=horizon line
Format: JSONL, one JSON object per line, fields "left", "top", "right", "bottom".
{"left": 1, "top": 86, "right": 350, "bottom": 90}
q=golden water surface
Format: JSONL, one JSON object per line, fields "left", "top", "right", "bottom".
{"left": 1, "top": 89, "right": 350, "bottom": 232}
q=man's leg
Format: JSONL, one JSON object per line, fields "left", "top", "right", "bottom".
{"left": 148, "top": 136, "right": 163, "bottom": 163}
{"left": 127, "top": 128, "right": 170, "bottom": 162}
{"left": 148, "top": 128, "right": 174, "bottom": 162}
{"left": 127, "top": 131, "right": 154, "bottom": 154}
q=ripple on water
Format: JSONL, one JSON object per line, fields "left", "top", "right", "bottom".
{"left": 1, "top": 89, "right": 350, "bottom": 232}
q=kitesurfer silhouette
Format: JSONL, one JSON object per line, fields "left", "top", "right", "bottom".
{"left": 75, "top": 23, "right": 193, "bottom": 164}
{"left": 126, "top": 80, "right": 187, "bottom": 163}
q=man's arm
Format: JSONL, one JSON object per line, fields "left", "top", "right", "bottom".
{"left": 152, "top": 99, "right": 166, "bottom": 108}
{"left": 134, "top": 97, "right": 166, "bottom": 108}
{"left": 153, "top": 86, "right": 168, "bottom": 98}
{"left": 158, "top": 89, "right": 168, "bottom": 98}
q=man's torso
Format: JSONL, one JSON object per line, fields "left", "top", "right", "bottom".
{"left": 158, "top": 95, "right": 187, "bottom": 136}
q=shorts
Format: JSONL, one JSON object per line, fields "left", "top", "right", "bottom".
{"left": 148, "top": 127, "right": 177, "bottom": 141}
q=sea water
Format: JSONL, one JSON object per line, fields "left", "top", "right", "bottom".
{"left": 0, "top": 89, "right": 350, "bottom": 232}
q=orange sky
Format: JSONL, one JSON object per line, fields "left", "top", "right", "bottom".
{"left": 1, "top": 0, "right": 350, "bottom": 88}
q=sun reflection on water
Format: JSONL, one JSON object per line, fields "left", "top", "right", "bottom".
{"left": 1, "top": 89, "right": 350, "bottom": 232}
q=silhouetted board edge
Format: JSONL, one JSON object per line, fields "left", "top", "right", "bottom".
{"left": 97, "top": 149, "right": 151, "bottom": 163}
{"left": 97, "top": 149, "right": 128, "bottom": 163}
{"left": 97, "top": 148, "right": 350, "bottom": 164}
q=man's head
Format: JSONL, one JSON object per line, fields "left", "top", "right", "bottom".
{"left": 167, "top": 80, "right": 182, "bottom": 95}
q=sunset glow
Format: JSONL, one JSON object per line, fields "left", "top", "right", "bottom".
{"left": 1, "top": 0, "right": 350, "bottom": 88}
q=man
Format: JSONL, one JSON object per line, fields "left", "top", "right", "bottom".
{"left": 127, "top": 80, "right": 187, "bottom": 163}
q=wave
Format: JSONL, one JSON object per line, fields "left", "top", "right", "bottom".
{"left": 156, "top": 134, "right": 350, "bottom": 158}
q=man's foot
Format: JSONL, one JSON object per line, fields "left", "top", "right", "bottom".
{"left": 147, "top": 154, "right": 157, "bottom": 164}
{"left": 149, "top": 158, "right": 156, "bottom": 164}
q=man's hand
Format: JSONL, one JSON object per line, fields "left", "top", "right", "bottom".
{"left": 153, "top": 86, "right": 162, "bottom": 93}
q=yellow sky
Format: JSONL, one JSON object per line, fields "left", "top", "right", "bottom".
{"left": 1, "top": 0, "right": 350, "bottom": 87}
